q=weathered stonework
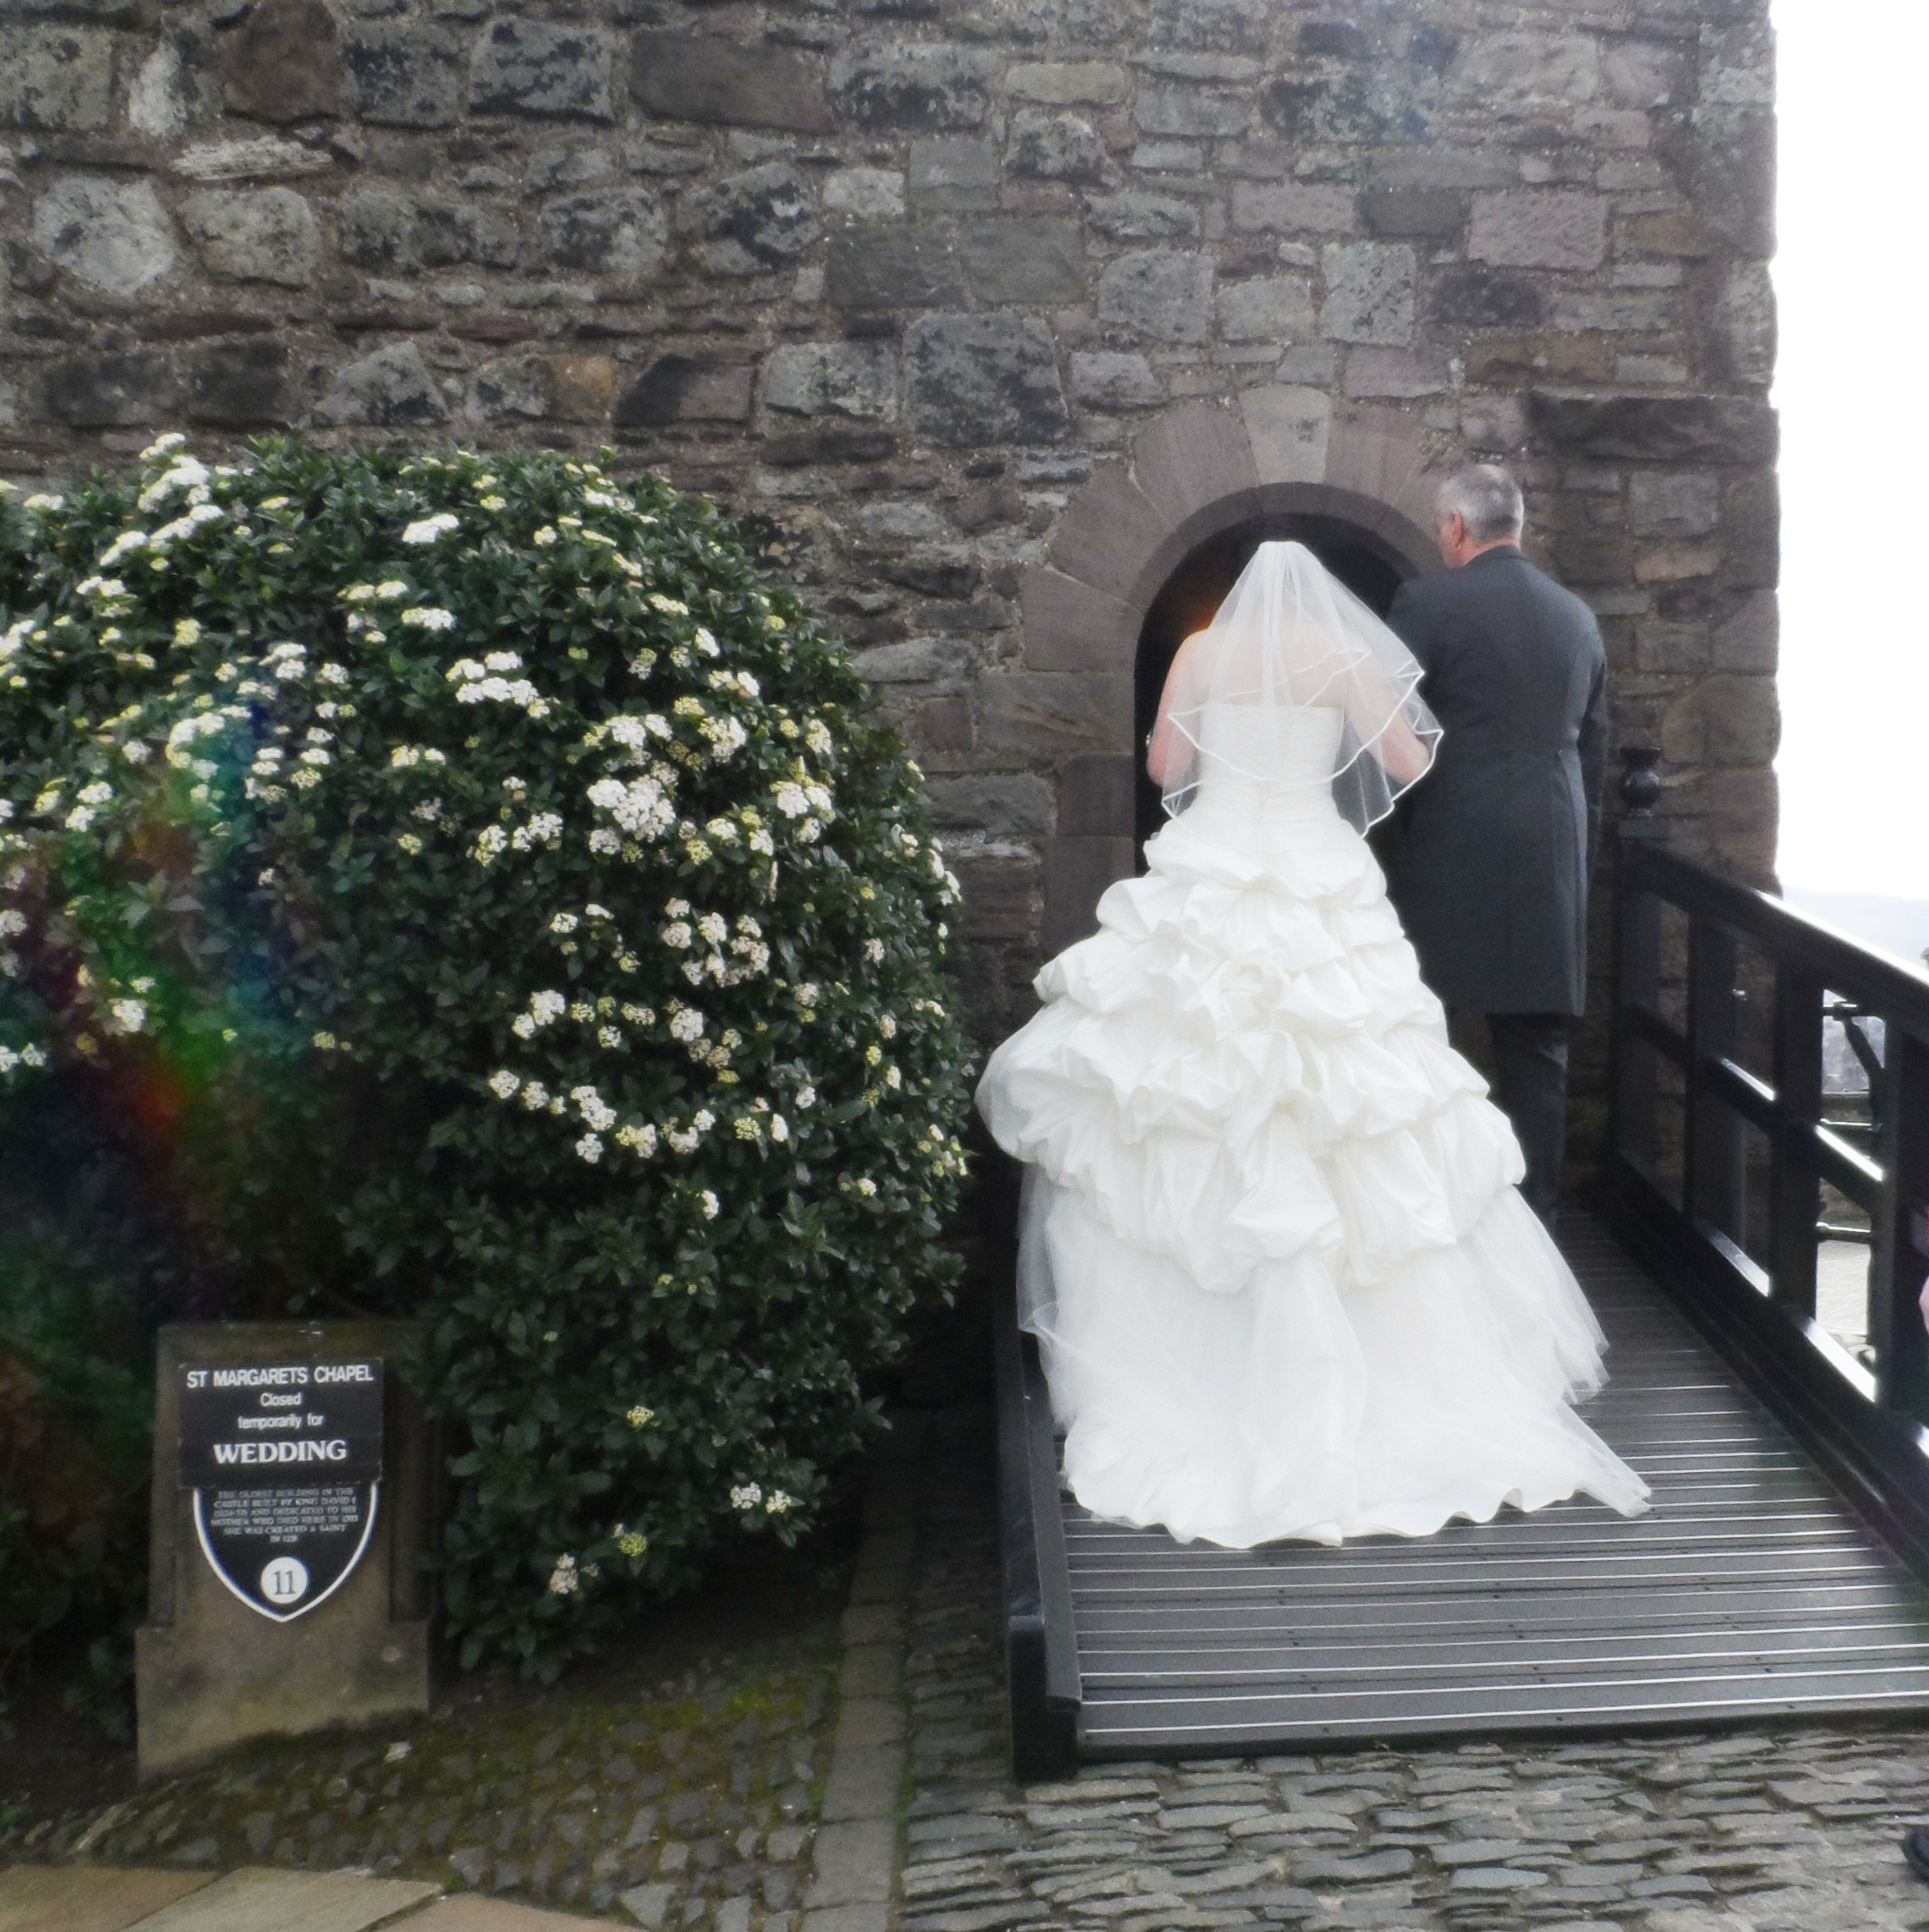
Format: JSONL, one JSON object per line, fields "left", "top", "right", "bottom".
{"left": 0, "top": 0, "right": 1778, "bottom": 1126}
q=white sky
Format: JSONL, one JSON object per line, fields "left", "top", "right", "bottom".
{"left": 1771, "top": 0, "right": 1929, "bottom": 897}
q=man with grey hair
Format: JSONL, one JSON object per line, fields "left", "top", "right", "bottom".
{"left": 1379, "top": 463, "right": 1608, "bottom": 1225}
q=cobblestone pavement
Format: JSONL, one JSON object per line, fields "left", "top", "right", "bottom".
{"left": 902, "top": 1407, "right": 1929, "bottom": 1932}
{"left": 2, "top": 1621, "right": 839, "bottom": 1924}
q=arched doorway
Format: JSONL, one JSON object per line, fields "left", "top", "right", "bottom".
{"left": 1131, "top": 512, "right": 1418, "bottom": 852}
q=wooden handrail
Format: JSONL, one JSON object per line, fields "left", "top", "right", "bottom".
{"left": 1608, "top": 749, "right": 1929, "bottom": 1568}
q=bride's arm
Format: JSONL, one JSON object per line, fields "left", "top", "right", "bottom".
{"left": 1146, "top": 633, "right": 1205, "bottom": 787}
{"left": 1376, "top": 714, "right": 1432, "bottom": 783}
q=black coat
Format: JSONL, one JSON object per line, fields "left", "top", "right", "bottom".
{"left": 1379, "top": 547, "right": 1608, "bottom": 1016}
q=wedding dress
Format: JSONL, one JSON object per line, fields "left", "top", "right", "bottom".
{"left": 976, "top": 548, "right": 1649, "bottom": 1548}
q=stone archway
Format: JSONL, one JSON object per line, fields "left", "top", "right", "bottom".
{"left": 1019, "top": 391, "right": 1450, "bottom": 955}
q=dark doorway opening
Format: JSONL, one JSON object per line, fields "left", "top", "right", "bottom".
{"left": 1132, "top": 512, "right": 1418, "bottom": 856}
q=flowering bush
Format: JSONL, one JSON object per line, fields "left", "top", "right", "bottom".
{"left": 0, "top": 436, "right": 969, "bottom": 1676}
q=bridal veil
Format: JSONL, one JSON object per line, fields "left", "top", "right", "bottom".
{"left": 1158, "top": 539, "right": 1442, "bottom": 833}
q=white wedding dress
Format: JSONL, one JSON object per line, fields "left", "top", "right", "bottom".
{"left": 977, "top": 703, "right": 1650, "bottom": 1547}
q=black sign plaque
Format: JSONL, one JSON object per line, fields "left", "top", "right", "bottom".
{"left": 179, "top": 1357, "right": 384, "bottom": 1622}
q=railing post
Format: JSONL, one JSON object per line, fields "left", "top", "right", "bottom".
{"left": 1685, "top": 917, "right": 1745, "bottom": 1242}
{"left": 1871, "top": 1029, "right": 1929, "bottom": 1423}
{"left": 1612, "top": 747, "right": 1667, "bottom": 1179}
{"left": 1769, "top": 968, "right": 1824, "bottom": 1320}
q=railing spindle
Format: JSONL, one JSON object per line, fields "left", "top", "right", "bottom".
{"left": 1769, "top": 968, "right": 1824, "bottom": 1319}
{"left": 1614, "top": 747, "right": 1666, "bottom": 1183}
{"left": 1872, "top": 1032, "right": 1929, "bottom": 1423}
{"left": 1686, "top": 918, "right": 1745, "bottom": 1243}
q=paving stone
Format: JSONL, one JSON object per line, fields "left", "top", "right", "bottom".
{"left": 412, "top": 1897, "right": 608, "bottom": 1930}
{"left": 129, "top": 1868, "right": 440, "bottom": 1932}
{"left": 0, "top": 1867, "right": 213, "bottom": 1932}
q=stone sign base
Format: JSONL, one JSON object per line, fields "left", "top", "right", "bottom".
{"left": 136, "top": 1320, "right": 436, "bottom": 1776}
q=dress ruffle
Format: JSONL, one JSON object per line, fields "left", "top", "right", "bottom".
{"left": 976, "top": 709, "right": 1650, "bottom": 1548}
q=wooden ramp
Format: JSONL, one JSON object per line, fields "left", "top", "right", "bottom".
{"left": 1000, "top": 1218, "right": 1929, "bottom": 1768}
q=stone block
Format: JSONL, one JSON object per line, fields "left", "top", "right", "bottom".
{"left": 613, "top": 357, "right": 754, "bottom": 429}
{"left": 1320, "top": 242, "right": 1414, "bottom": 345}
{"left": 1041, "top": 835, "right": 1137, "bottom": 953}
{"left": 342, "top": 23, "right": 465, "bottom": 128}
{"left": 1021, "top": 565, "right": 1136, "bottom": 672}
{"left": 1712, "top": 588, "right": 1775, "bottom": 673}
{"left": 1008, "top": 109, "right": 1106, "bottom": 183}
{"left": 315, "top": 341, "right": 452, "bottom": 428}
{"left": 761, "top": 424, "right": 898, "bottom": 467}
{"left": 908, "top": 136, "right": 998, "bottom": 211}
{"left": 222, "top": 0, "right": 339, "bottom": 123}
{"left": 469, "top": 17, "right": 616, "bottom": 120}
{"left": 1662, "top": 672, "right": 1778, "bottom": 769}
{"left": 764, "top": 342, "right": 897, "bottom": 420}
{"left": 1057, "top": 754, "right": 1135, "bottom": 836}
{"left": 0, "top": 25, "right": 112, "bottom": 130}
{"left": 42, "top": 348, "right": 174, "bottom": 428}
{"left": 1447, "top": 29, "right": 1599, "bottom": 112}
{"left": 130, "top": 31, "right": 221, "bottom": 141}
{"left": 173, "top": 136, "right": 331, "bottom": 183}
{"left": 1722, "top": 468, "right": 1778, "bottom": 590}
{"left": 800, "top": 1908, "right": 890, "bottom": 1932}
{"left": 470, "top": 349, "right": 617, "bottom": 423}
{"left": 1219, "top": 272, "right": 1315, "bottom": 341}
{"left": 0, "top": 1866, "right": 211, "bottom": 1932}
{"left": 1071, "top": 352, "right": 1161, "bottom": 411}
{"left": 1603, "top": 35, "right": 1691, "bottom": 110}
{"left": 1629, "top": 470, "right": 1719, "bottom": 539}
{"left": 129, "top": 1869, "right": 440, "bottom": 1932}
{"left": 973, "top": 671, "right": 1131, "bottom": 762}
{"left": 1658, "top": 102, "right": 1773, "bottom": 257}
{"left": 540, "top": 189, "right": 665, "bottom": 276}
{"left": 822, "top": 169, "right": 903, "bottom": 220}
{"left": 1137, "top": 85, "right": 1248, "bottom": 138}
{"left": 1713, "top": 259, "right": 1775, "bottom": 389}
{"left": 855, "top": 636, "right": 975, "bottom": 683}
{"left": 1469, "top": 190, "right": 1608, "bottom": 270}
{"left": 956, "top": 217, "right": 1085, "bottom": 305}
{"left": 630, "top": 33, "right": 832, "bottom": 134}
{"left": 1132, "top": 400, "right": 1258, "bottom": 527}
{"left": 184, "top": 338, "right": 292, "bottom": 427}
{"left": 1087, "top": 189, "right": 1198, "bottom": 240}
{"left": 825, "top": 221, "right": 967, "bottom": 311}
{"left": 926, "top": 773, "right": 1054, "bottom": 835}
{"left": 1323, "top": 402, "right": 1433, "bottom": 531}
{"left": 830, "top": 42, "right": 994, "bottom": 132}
{"left": 180, "top": 188, "right": 322, "bottom": 287}
{"left": 1096, "top": 249, "right": 1214, "bottom": 346}
{"left": 1230, "top": 182, "right": 1356, "bottom": 233}
{"left": 33, "top": 175, "right": 178, "bottom": 296}
{"left": 1046, "top": 462, "right": 1167, "bottom": 600}
{"left": 1240, "top": 384, "right": 1332, "bottom": 484}
{"left": 1358, "top": 186, "right": 1464, "bottom": 238}
{"left": 1345, "top": 347, "right": 1449, "bottom": 399}
{"left": 1007, "top": 60, "right": 1130, "bottom": 105}
{"left": 342, "top": 191, "right": 518, "bottom": 271}
{"left": 904, "top": 312, "right": 1068, "bottom": 447}
{"left": 1528, "top": 394, "right": 1778, "bottom": 466}
{"left": 805, "top": 1820, "right": 898, "bottom": 1908}
{"left": 1429, "top": 266, "right": 1544, "bottom": 330}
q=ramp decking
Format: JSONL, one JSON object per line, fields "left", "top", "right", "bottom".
{"left": 1037, "top": 1220, "right": 1929, "bottom": 1760}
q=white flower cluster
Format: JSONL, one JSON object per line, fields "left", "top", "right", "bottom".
{"left": 547, "top": 1552, "right": 580, "bottom": 1595}
{"left": 400, "top": 606, "right": 457, "bottom": 633}
{"left": 448, "top": 653, "right": 548, "bottom": 718}
{"left": 728, "top": 1483, "right": 795, "bottom": 1516}
{"left": 402, "top": 512, "right": 461, "bottom": 545}
{"left": 585, "top": 774, "right": 674, "bottom": 842}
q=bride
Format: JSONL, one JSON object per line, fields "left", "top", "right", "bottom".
{"left": 976, "top": 542, "right": 1649, "bottom": 1547}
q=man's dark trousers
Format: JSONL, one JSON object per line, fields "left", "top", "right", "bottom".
{"left": 1488, "top": 1014, "right": 1570, "bottom": 1222}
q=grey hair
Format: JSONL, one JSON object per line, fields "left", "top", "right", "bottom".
{"left": 1436, "top": 464, "right": 1525, "bottom": 544}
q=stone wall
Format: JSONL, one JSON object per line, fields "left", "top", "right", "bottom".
{"left": 0, "top": 0, "right": 1778, "bottom": 1104}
